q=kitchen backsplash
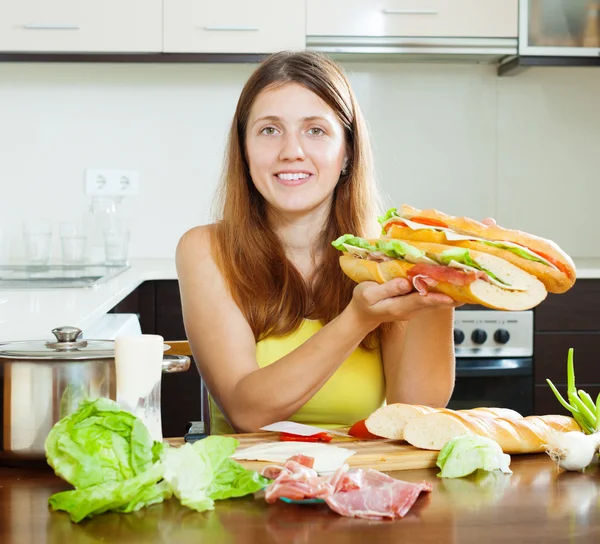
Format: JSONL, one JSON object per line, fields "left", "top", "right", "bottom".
{"left": 0, "top": 61, "right": 599, "bottom": 261}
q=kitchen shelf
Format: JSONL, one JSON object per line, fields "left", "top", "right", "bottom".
{"left": 498, "top": 54, "right": 600, "bottom": 76}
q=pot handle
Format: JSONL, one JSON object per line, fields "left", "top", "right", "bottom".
{"left": 162, "top": 354, "right": 191, "bottom": 373}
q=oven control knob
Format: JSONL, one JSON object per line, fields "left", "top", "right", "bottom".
{"left": 494, "top": 329, "right": 510, "bottom": 344}
{"left": 454, "top": 329, "right": 465, "bottom": 345}
{"left": 471, "top": 329, "right": 487, "bottom": 344}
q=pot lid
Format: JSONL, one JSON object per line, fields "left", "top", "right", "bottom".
{"left": 0, "top": 326, "right": 116, "bottom": 360}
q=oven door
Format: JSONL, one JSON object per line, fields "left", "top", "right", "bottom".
{"left": 447, "top": 357, "right": 534, "bottom": 416}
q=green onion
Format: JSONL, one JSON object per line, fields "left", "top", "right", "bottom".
{"left": 546, "top": 348, "right": 597, "bottom": 435}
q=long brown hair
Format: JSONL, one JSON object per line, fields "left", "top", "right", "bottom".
{"left": 212, "top": 51, "right": 382, "bottom": 349}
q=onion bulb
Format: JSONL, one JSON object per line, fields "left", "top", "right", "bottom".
{"left": 544, "top": 431, "right": 600, "bottom": 471}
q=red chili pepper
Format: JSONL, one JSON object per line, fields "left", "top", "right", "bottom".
{"left": 279, "top": 431, "right": 333, "bottom": 443}
{"left": 348, "top": 419, "right": 382, "bottom": 440}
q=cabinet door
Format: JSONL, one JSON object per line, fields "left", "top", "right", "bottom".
{"left": 0, "top": 0, "right": 162, "bottom": 52}
{"left": 163, "top": 0, "right": 306, "bottom": 53}
{"left": 307, "top": 0, "right": 518, "bottom": 38}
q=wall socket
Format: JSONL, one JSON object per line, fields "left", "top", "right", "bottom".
{"left": 85, "top": 169, "right": 140, "bottom": 197}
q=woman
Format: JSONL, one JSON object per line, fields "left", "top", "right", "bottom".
{"left": 176, "top": 50, "right": 460, "bottom": 435}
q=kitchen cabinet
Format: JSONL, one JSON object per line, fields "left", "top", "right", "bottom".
{"left": 110, "top": 280, "right": 202, "bottom": 438}
{"left": 520, "top": 0, "right": 600, "bottom": 56}
{"left": 0, "top": 0, "right": 162, "bottom": 53}
{"left": 163, "top": 0, "right": 306, "bottom": 54}
{"left": 534, "top": 279, "right": 600, "bottom": 416}
{"left": 307, "top": 0, "right": 518, "bottom": 38}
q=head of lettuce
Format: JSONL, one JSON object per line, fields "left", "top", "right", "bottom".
{"left": 45, "top": 398, "right": 269, "bottom": 523}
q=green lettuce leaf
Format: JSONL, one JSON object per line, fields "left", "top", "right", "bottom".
{"left": 482, "top": 241, "right": 549, "bottom": 265}
{"left": 197, "top": 436, "right": 271, "bottom": 501}
{"left": 438, "top": 248, "right": 507, "bottom": 285}
{"left": 49, "top": 462, "right": 171, "bottom": 523}
{"left": 163, "top": 442, "right": 215, "bottom": 512}
{"left": 45, "top": 398, "right": 163, "bottom": 489}
{"left": 376, "top": 239, "right": 426, "bottom": 262}
{"left": 436, "top": 435, "right": 512, "bottom": 479}
{"left": 376, "top": 207, "right": 399, "bottom": 226}
{"left": 162, "top": 436, "right": 269, "bottom": 513}
{"left": 331, "top": 234, "right": 376, "bottom": 252}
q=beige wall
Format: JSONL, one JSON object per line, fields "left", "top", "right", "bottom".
{"left": 1, "top": 60, "right": 599, "bottom": 261}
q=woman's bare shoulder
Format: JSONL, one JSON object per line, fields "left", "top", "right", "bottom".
{"left": 176, "top": 224, "right": 217, "bottom": 270}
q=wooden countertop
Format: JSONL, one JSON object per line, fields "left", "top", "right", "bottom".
{"left": 1, "top": 453, "right": 599, "bottom": 544}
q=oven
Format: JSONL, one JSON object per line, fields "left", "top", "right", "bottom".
{"left": 447, "top": 308, "right": 534, "bottom": 416}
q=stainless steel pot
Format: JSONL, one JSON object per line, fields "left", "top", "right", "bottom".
{"left": 0, "top": 325, "right": 190, "bottom": 466}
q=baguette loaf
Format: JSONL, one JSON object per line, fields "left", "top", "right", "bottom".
{"left": 402, "top": 412, "right": 580, "bottom": 454}
{"left": 365, "top": 403, "right": 523, "bottom": 440}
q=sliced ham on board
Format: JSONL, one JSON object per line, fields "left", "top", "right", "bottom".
{"left": 262, "top": 455, "right": 432, "bottom": 520}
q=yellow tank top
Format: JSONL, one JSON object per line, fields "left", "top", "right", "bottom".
{"left": 209, "top": 319, "right": 386, "bottom": 435}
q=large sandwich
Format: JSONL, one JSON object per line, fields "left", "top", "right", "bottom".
{"left": 378, "top": 205, "right": 576, "bottom": 294}
{"left": 332, "top": 235, "right": 548, "bottom": 311}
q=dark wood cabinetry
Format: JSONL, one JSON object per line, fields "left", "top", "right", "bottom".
{"left": 110, "top": 280, "right": 202, "bottom": 438}
{"left": 534, "top": 279, "right": 600, "bottom": 416}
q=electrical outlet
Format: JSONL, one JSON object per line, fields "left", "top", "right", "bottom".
{"left": 85, "top": 169, "right": 140, "bottom": 197}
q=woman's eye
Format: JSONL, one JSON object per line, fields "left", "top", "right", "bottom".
{"left": 261, "top": 127, "right": 278, "bottom": 135}
{"left": 308, "top": 127, "right": 325, "bottom": 136}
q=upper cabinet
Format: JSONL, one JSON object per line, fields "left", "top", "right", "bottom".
{"left": 520, "top": 0, "right": 600, "bottom": 56}
{"left": 307, "top": 0, "right": 518, "bottom": 38}
{"left": 0, "top": 0, "right": 162, "bottom": 52}
{"left": 163, "top": 0, "right": 306, "bottom": 53}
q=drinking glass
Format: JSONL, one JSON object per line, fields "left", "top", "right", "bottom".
{"left": 103, "top": 219, "right": 130, "bottom": 267}
{"left": 22, "top": 218, "right": 52, "bottom": 266}
{"left": 60, "top": 221, "right": 88, "bottom": 266}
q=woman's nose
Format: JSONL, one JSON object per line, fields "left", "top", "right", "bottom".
{"left": 278, "top": 132, "right": 305, "bottom": 162}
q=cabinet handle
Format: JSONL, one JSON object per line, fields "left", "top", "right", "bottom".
{"left": 382, "top": 9, "right": 438, "bottom": 15}
{"left": 202, "top": 25, "right": 260, "bottom": 32}
{"left": 23, "top": 24, "right": 80, "bottom": 30}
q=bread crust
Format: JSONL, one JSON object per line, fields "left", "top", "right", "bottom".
{"left": 385, "top": 204, "right": 576, "bottom": 293}
{"left": 402, "top": 411, "right": 580, "bottom": 453}
{"left": 365, "top": 403, "right": 522, "bottom": 440}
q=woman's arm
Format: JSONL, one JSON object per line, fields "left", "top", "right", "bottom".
{"left": 381, "top": 307, "right": 456, "bottom": 407}
{"left": 177, "top": 226, "right": 458, "bottom": 432}
{"left": 177, "top": 226, "right": 375, "bottom": 432}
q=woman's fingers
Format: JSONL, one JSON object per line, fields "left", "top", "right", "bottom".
{"left": 355, "top": 277, "right": 412, "bottom": 306}
{"left": 376, "top": 290, "right": 455, "bottom": 319}
{"left": 481, "top": 217, "right": 497, "bottom": 226}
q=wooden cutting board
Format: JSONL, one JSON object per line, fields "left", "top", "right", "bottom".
{"left": 167, "top": 432, "right": 439, "bottom": 472}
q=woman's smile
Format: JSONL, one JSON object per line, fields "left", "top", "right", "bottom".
{"left": 274, "top": 171, "right": 314, "bottom": 187}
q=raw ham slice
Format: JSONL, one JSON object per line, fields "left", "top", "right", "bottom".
{"left": 262, "top": 459, "right": 334, "bottom": 503}
{"left": 407, "top": 263, "right": 478, "bottom": 286}
{"left": 411, "top": 274, "right": 439, "bottom": 295}
{"left": 262, "top": 456, "right": 432, "bottom": 520}
{"left": 325, "top": 471, "right": 432, "bottom": 521}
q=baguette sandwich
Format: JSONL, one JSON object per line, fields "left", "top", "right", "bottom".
{"left": 402, "top": 411, "right": 580, "bottom": 454}
{"left": 332, "top": 235, "right": 548, "bottom": 311}
{"left": 364, "top": 403, "right": 523, "bottom": 440}
{"left": 379, "top": 205, "right": 576, "bottom": 294}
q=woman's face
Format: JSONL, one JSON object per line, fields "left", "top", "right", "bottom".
{"left": 245, "top": 82, "right": 348, "bottom": 217}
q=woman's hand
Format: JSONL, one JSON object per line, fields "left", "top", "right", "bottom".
{"left": 481, "top": 217, "right": 497, "bottom": 226}
{"left": 348, "top": 278, "right": 459, "bottom": 330}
